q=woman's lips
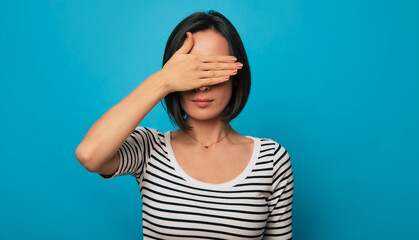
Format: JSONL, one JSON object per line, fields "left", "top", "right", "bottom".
{"left": 192, "top": 100, "right": 213, "bottom": 107}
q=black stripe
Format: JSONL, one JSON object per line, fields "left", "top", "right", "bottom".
{"left": 141, "top": 182, "right": 268, "bottom": 204}
{"left": 246, "top": 174, "right": 272, "bottom": 179}
{"left": 142, "top": 189, "right": 270, "bottom": 212}
{"left": 143, "top": 225, "right": 225, "bottom": 240}
{"left": 260, "top": 147, "right": 275, "bottom": 153}
{"left": 147, "top": 161, "right": 183, "bottom": 181}
{"left": 263, "top": 228, "right": 292, "bottom": 237}
{"left": 273, "top": 165, "right": 292, "bottom": 187}
{"left": 269, "top": 209, "right": 293, "bottom": 219}
{"left": 142, "top": 208, "right": 267, "bottom": 230}
{"left": 145, "top": 170, "right": 271, "bottom": 194}
{"left": 142, "top": 217, "right": 265, "bottom": 239}
{"left": 256, "top": 159, "right": 273, "bottom": 165}
{"left": 149, "top": 154, "right": 175, "bottom": 170}
{"left": 150, "top": 147, "right": 170, "bottom": 163}
{"left": 267, "top": 214, "right": 292, "bottom": 224}
{"left": 272, "top": 179, "right": 294, "bottom": 196}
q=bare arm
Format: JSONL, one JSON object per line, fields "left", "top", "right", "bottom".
{"left": 74, "top": 72, "right": 170, "bottom": 172}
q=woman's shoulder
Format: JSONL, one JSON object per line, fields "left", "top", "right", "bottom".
{"left": 255, "top": 137, "right": 292, "bottom": 171}
{"left": 255, "top": 136, "right": 290, "bottom": 155}
{"left": 132, "top": 126, "right": 166, "bottom": 143}
{"left": 134, "top": 125, "right": 163, "bottom": 133}
{"left": 132, "top": 125, "right": 162, "bottom": 135}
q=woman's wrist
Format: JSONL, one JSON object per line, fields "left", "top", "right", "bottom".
{"left": 148, "top": 70, "right": 173, "bottom": 95}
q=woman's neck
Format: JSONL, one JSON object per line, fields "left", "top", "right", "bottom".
{"left": 182, "top": 117, "right": 231, "bottom": 144}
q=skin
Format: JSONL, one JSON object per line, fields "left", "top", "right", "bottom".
{"left": 170, "top": 29, "right": 254, "bottom": 184}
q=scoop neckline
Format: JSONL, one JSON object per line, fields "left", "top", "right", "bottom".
{"left": 164, "top": 130, "right": 260, "bottom": 190}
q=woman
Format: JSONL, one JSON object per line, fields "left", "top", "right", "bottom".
{"left": 75, "top": 10, "right": 293, "bottom": 239}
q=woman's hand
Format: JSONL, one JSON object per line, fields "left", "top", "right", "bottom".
{"left": 157, "top": 32, "right": 243, "bottom": 93}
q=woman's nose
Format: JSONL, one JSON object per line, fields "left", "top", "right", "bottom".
{"left": 195, "top": 86, "right": 210, "bottom": 92}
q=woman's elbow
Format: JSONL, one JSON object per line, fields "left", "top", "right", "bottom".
{"left": 75, "top": 145, "right": 100, "bottom": 172}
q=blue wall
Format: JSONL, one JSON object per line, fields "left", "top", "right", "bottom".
{"left": 1, "top": 1, "right": 418, "bottom": 239}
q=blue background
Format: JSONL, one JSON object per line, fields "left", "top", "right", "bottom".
{"left": 1, "top": 0, "right": 418, "bottom": 239}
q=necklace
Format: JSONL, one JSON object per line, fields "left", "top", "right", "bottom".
{"left": 182, "top": 125, "right": 232, "bottom": 149}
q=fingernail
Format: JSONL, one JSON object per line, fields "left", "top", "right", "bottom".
{"left": 230, "top": 57, "right": 237, "bottom": 61}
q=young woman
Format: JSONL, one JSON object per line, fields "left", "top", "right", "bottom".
{"left": 75, "top": 10, "right": 294, "bottom": 239}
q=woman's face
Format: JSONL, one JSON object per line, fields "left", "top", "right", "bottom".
{"left": 179, "top": 29, "right": 233, "bottom": 122}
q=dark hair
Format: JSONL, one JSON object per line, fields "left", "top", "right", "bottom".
{"left": 161, "top": 10, "right": 251, "bottom": 132}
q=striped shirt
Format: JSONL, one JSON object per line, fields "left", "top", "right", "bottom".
{"left": 99, "top": 126, "right": 294, "bottom": 239}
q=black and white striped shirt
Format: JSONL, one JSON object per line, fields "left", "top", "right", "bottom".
{"left": 99, "top": 126, "right": 294, "bottom": 239}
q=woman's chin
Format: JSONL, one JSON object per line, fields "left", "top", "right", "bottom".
{"left": 185, "top": 112, "right": 222, "bottom": 122}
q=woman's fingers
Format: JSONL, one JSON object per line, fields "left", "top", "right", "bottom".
{"left": 196, "top": 54, "right": 237, "bottom": 63}
{"left": 174, "top": 32, "right": 194, "bottom": 55}
{"left": 196, "top": 61, "right": 242, "bottom": 79}
{"left": 199, "top": 62, "right": 243, "bottom": 71}
{"left": 198, "top": 69, "right": 238, "bottom": 79}
{"left": 201, "top": 75, "right": 232, "bottom": 86}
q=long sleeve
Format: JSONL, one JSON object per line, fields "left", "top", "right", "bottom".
{"left": 263, "top": 143, "right": 294, "bottom": 239}
{"left": 98, "top": 126, "right": 157, "bottom": 180}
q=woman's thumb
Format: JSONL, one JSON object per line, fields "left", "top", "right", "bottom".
{"left": 175, "top": 32, "right": 194, "bottom": 55}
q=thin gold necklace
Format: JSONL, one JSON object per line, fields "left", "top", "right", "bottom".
{"left": 182, "top": 125, "right": 232, "bottom": 149}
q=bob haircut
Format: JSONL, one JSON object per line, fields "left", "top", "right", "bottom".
{"left": 161, "top": 10, "right": 251, "bottom": 132}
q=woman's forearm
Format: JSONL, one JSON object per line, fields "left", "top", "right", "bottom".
{"left": 75, "top": 71, "right": 170, "bottom": 171}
